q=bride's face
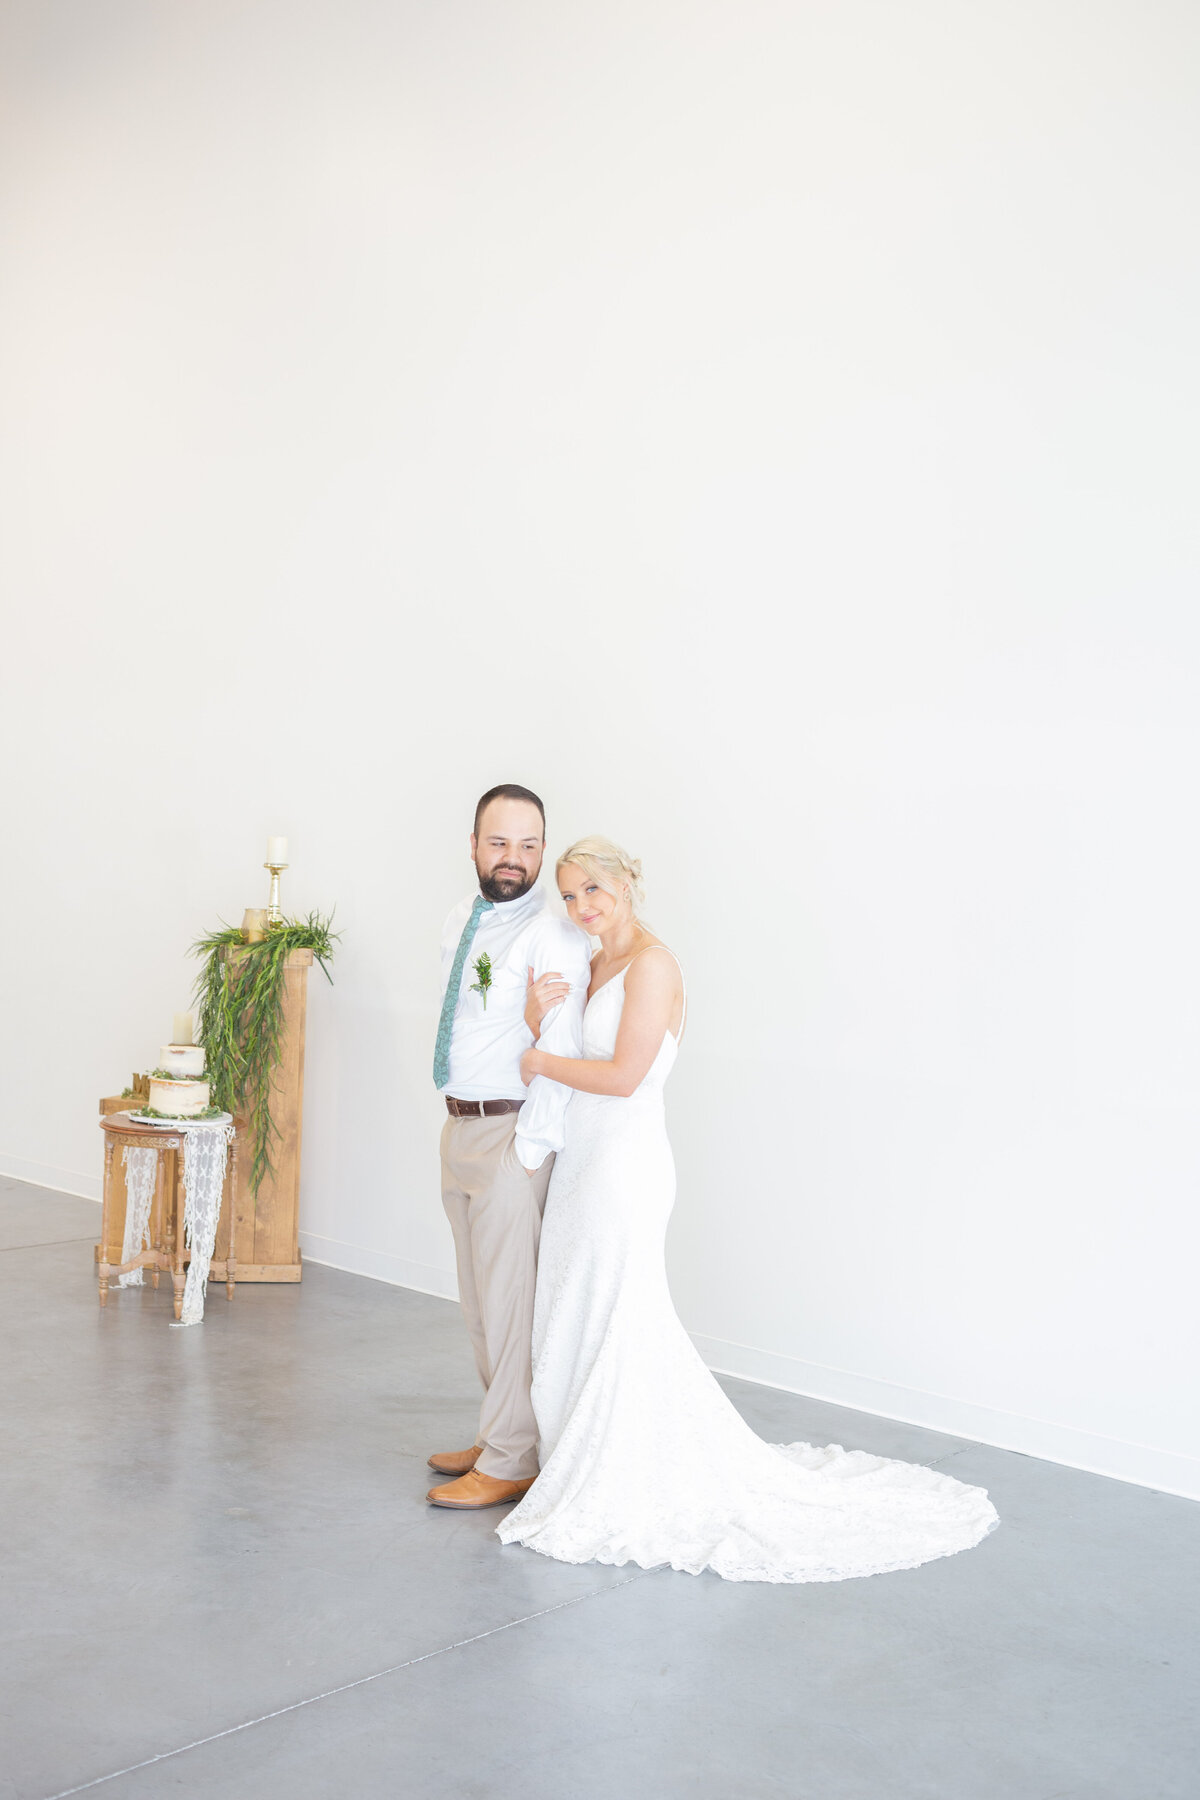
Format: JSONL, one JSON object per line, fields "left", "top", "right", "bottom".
{"left": 557, "top": 862, "right": 624, "bottom": 936}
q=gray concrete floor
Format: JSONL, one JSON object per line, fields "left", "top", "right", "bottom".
{"left": 1, "top": 1177, "right": 1196, "bottom": 1800}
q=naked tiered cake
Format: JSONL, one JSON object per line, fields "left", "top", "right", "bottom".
{"left": 144, "top": 1021, "right": 212, "bottom": 1117}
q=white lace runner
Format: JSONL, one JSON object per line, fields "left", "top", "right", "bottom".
{"left": 174, "top": 1121, "right": 235, "bottom": 1327}
{"left": 118, "top": 1146, "right": 158, "bottom": 1286}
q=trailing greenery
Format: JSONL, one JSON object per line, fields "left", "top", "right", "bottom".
{"left": 191, "top": 911, "right": 339, "bottom": 1196}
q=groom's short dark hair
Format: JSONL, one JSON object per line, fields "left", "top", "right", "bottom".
{"left": 474, "top": 784, "right": 546, "bottom": 839}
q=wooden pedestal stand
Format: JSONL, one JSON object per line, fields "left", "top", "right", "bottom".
{"left": 98, "top": 945, "right": 312, "bottom": 1284}
{"left": 212, "top": 944, "right": 312, "bottom": 1283}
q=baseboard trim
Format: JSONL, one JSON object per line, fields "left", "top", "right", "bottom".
{"left": 298, "top": 1232, "right": 459, "bottom": 1302}
{"left": 689, "top": 1332, "right": 1200, "bottom": 1503}
{"left": 0, "top": 1154, "right": 101, "bottom": 1203}
{"left": 254, "top": 1234, "right": 1200, "bottom": 1504}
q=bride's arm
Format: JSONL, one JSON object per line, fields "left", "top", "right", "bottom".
{"left": 520, "top": 952, "right": 678, "bottom": 1098}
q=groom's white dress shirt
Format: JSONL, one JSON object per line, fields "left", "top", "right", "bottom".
{"left": 437, "top": 884, "right": 591, "bottom": 1170}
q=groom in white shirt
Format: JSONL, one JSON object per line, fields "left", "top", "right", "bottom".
{"left": 427, "top": 784, "right": 591, "bottom": 1509}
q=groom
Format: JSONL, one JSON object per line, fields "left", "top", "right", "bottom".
{"left": 427, "top": 783, "right": 590, "bottom": 1509}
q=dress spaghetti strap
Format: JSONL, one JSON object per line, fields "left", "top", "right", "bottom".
{"left": 624, "top": 943, "right": 687, "bottom": 1042}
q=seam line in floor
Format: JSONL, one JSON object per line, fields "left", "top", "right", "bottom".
{"left": 43, "top": 1568, "right": 658, "bottom": 1799}
{"left": 925, "top": 1447, "right": 970, "bottom": 1469}
{"left": 0, "top": 1237, "right": 99, "bottom": 1253}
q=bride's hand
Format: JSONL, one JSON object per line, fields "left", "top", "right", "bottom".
{"left": 520, "top": 1046, "right": 543, "bottom": 1085}
{"left": 525, "top": 966, "right": 569, "bottom": 1037}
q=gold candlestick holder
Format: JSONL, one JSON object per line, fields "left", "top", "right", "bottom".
{"left": 264, "top": 861, "right": 289, "bottom": 929}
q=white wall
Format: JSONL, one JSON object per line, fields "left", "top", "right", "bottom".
{"left": 2, "top": 0, "right": 1198, "bottom": 1498}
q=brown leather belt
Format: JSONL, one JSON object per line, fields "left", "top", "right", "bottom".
{"left": 444, "top": 1096, "right": 524, "bottom": 1119}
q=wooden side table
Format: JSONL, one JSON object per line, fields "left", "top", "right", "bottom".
{"left": 98, "top": 1113, "right": 237, "bottom": 1319}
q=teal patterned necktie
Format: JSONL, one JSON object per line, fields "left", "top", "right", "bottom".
{"left": 433, "top": 895, "right": 493, "bottom": 1088}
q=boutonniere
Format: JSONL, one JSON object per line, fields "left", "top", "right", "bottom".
{"left": 469, "top": 951, "right": 494, "bottom": 1009}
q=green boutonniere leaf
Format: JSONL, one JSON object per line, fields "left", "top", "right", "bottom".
{"left": 470, "top": 951, "right": 494, "bottom": 1009}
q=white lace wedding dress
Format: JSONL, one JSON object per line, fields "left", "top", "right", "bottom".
{"left": 497, "top": 952, "right": 999, "bottom": 1583}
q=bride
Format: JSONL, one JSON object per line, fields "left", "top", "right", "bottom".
{"left": 497, "top": 835, "right": 999, "bottom": 1583}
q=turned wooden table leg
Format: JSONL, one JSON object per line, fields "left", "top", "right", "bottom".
{"left": 98, "top": 1137, "right": 114, "bottom": 1307}
{"left": 166, "top": 1151, "right": 185, "bottom": 1321}
{"left": 150, "top": 1150, "right": 165, "bottom": 1288}
{"left": 164, "top": 1152, "right": 176, "bottom": 1270}
{"left": 225, "top": 1136, "right": 238, "bottom": 1300}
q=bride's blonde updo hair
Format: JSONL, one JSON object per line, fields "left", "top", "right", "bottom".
{"left": 556, "top": 836, "right": 646, "bottom": 915}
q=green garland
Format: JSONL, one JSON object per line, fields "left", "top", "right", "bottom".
{"left": 191, "top": 912, "right": 338, "bottom": 1196}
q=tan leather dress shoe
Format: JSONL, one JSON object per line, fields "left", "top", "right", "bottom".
{"left": 427, "top": 1446, "right": 482, "bottom": 1477}
{"left": 426, "top": 1469, "right": 536, "bottom": 1509}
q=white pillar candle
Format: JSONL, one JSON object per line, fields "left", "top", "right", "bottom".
{"left": 267, "top": 835, "right": 288, "bottom": 863}
{"left": 172, "top": 1011, "right": 194, "bottom": 1047}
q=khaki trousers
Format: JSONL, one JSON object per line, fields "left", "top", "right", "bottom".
{"left": 440, "top": 1112, "right": 553, "bottom": 1482}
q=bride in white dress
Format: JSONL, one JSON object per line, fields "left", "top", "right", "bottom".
{"left": 497, "top": 837, "right": 999, "bottom": 1583}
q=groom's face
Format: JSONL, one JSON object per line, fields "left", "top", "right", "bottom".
{"left": 471, "top": 798, "right": 545, "bottom": 902}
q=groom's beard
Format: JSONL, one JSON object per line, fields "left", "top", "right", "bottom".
{"left": 477, "top": 863, "right": 538, "bottom": 903}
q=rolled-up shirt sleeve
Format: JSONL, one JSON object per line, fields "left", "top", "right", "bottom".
{"left": 514, "top": 920, "right": 592, "bottom": 1169}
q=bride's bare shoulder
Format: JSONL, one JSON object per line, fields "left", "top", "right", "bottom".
{"left": 625, "top": 940, "right": 682, "bottom": 989}
{"left": 632, "top": 934, "right": 675, "bottom": 963}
